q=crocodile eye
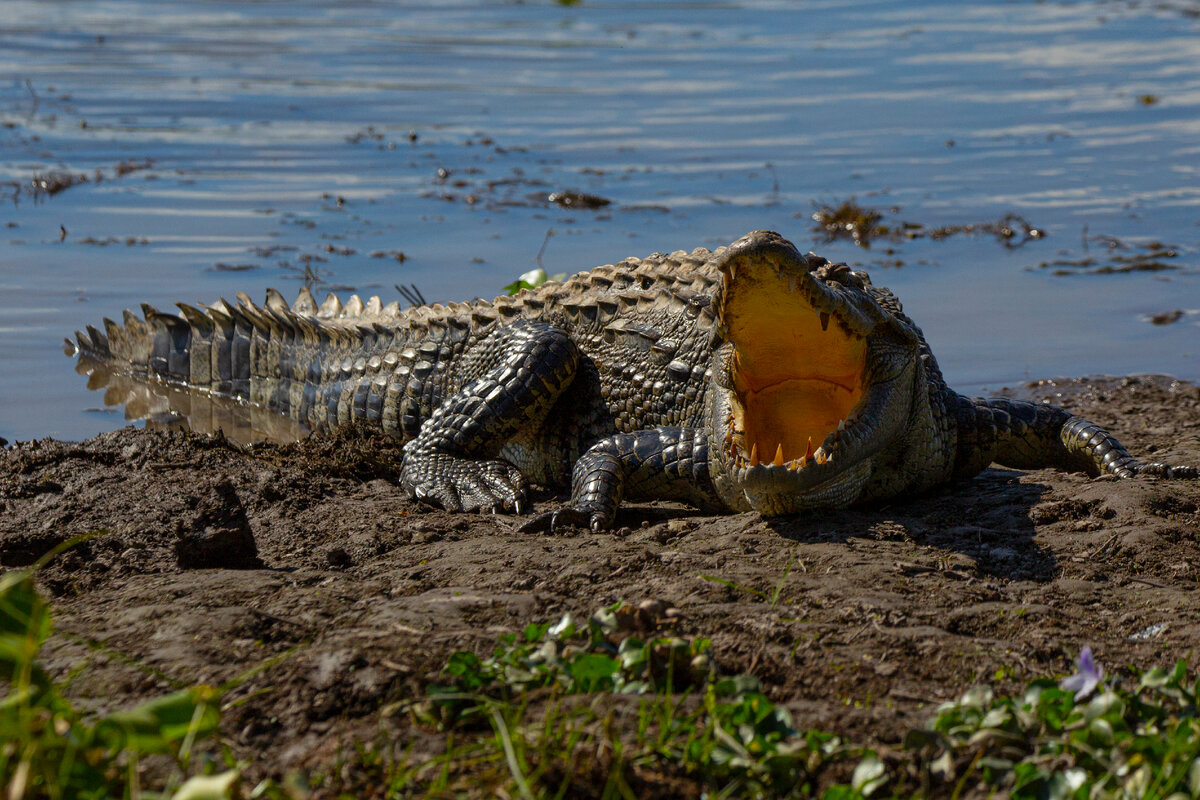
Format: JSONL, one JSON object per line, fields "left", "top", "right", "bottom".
{"left": 815, "top": 263, "right": 863, "bottom": 288}
{"left": 828, "top": 264, "right": 866, "bottom": 288}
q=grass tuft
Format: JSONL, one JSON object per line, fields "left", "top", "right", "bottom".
{"left": 0, "top": 569, "right": 235, "bottom": 800}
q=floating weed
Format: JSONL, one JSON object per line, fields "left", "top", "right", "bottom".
{"left": 1036, "top": 231, "right": 1183, "bottom": 275}
{"left": 806, "top": 199, "right": 1044, "bottom": 251}
{"left": 504, "top": 266, "right": 567, "bottom": 296}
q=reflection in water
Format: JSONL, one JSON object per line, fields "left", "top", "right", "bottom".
{"left": 74, "top": 355, "right": 308, "bottom": 445}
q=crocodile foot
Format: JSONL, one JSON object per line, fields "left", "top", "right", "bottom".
{"left": 400, "top": 454, "right": 529, "bottom": 514}
{"left": 517, "top": 504, "right": 610, "bottom": 534}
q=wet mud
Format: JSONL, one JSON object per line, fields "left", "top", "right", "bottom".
{"left": 2, "top": 375, "right": 1199, "bottom": 792}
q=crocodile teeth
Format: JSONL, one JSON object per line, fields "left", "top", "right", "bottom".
{"left": 749, "top": 442, "right": 760, "bottom": 467}
{"left": 820, "top": 312, "right": 830, "bottom": 332}
{"left": 837, "top": 418, "right": 846, "bottom": 432}
{"left": 814, "top": 447, "right": 828, "bottom": 465}
{"left": 805, "top": 437, "right": 815, "bottom": 461}
{"left": 773, "top": 443, "right": 784, "bottom": 466}
{"left": 787, "top": 275, "right": 796, "bottom": 293}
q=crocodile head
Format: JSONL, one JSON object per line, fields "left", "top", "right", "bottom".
{"left": 705, "top": 230, "right": 925, "bottom": 515}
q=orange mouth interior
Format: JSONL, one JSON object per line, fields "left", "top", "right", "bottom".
{"left": 724, "top": 266, "right": 865, "bottom": 464}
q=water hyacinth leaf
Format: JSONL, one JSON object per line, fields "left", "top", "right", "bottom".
{"left": 95, "top": 686, "right": 220, "bottom": 753}
{"left": 929, "top": 750, "right": 954, "bottom": 781}
{"left": 1189, "top": 757, "right": 1200, "bottom": 795}
{"left": 444, "top": 651, "right": 488, "bottom": 690}
{"left": 1022, "top": 681, "right": 1051, "bottom": 707}
{"left": 501, "top": 664, "right": 537, "bottom": 685}
{"left": 1046, "top": 767, "right": 1087, "bottom": 800}
{"left": 616, "top": 637, "right": 648, "bottom": 672}
{"left": 1139, "top": 666, "right": 1170, "bottom": 691}
{"left": 1088, "top": 716, "right": 1115, "bottom": 747}
{"left": 518, "top": 268, "right": 547, "bottom": 287}
{"left": 1011, "top": 761, "right": 1049, "bottom": 792}
{"left": 1083, "top": 690, "right": 1123, "bottom": 723}
{"left": 851, "top": 755, "right": 887, "bottom": 796}
{"left": 959, "top": 685, "right": 994, "bottom": 709}
{"left": 169, "top": 770, "right": 240, "bottom": 800}
{"left": 901, "top": 728, "right": 942, "bottom": 752}
{"left": 566, "top": 653, "right": 618, "bottom": 691}
{"left": 1123, "top": 765, "right": 1151, "bottom": 796}
{"left": 714, "top": 674, "right": 761, "bottom": 699}
{"left": 546, "top": 613, "right": 575, "bottom": 640}
{"left": 503, "top": 268, "right": 549, "bottom": 296}
{"left": 523, "top": 621, "right": 550, "bottom": 643}
{"left": 531, "top": 639, "right": 558, "bottom": 667}
{"left": 502, "top": 280, "right": 537, "bottom": 296}
{"left": 820, "top": 787, "right": 859, "bottom": 800}
{"left": 979, "top": 706, "right": 1012, "bottom": 729}
{"left": 589, "top": 605, "right": 621, "bottom": 635}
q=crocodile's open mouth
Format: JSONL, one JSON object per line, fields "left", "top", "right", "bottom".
{"left": 717, "top": 246, "right": 867, "bottom": 471}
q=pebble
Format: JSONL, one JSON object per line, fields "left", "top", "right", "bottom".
{"left": 175, "top": 524, "right": 260, "bottom": 569}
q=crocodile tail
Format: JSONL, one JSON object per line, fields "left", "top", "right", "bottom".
{"left": 66, "top": 288, "right": 408, "bottom": 431}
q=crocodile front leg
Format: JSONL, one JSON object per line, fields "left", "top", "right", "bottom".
{"left": 400, "top": 320, "right": 578, "bottom": 513}
{"left": 520, "top": 427, "right": 722, "bottom": 532}
{"left": 953, "top": 396, "right": 1198, "bottom": 480}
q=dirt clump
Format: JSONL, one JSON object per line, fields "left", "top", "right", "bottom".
{"left": 2, "top": 375, "right": 1199, "bottom": 791}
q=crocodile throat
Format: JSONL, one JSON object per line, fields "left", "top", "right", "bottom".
{"left": 721, "top": 252, "right": 866, "bottom": 467}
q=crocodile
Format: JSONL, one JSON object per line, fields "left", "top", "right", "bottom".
{"left": 68, "top": 230, "right": 1197, "bottom": 530}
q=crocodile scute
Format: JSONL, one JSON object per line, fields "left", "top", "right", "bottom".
{"left": 68, "top": 230, "right": 1198, "bottom": 530}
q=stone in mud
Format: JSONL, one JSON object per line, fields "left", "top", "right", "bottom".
{"left": 174, "top": 479, "right": 261, "bottom": 569}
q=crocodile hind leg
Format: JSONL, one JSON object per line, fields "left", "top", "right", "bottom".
{"left": 953, "top": 396, "right": 1198, "bottom": 480}
{"left": 519, "top": 427, "right": 722, "bottom": 533}
{"left": 400, "top": 320, "right": 579, "bottom": 513}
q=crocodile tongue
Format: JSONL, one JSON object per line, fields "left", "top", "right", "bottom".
{"left": 719, "top": 239, "right": 866, "bottom": 465}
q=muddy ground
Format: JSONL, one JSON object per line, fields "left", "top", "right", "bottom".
{"left": 2, "top": 375, "right": 1200, "bottom": 794}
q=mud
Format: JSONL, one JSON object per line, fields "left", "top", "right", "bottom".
{"left": 2, "top": 375, "right": 1199, "bottom": 792}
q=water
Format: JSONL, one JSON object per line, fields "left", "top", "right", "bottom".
{"left": 2, "top": 0, "right": 1197, "bottom": 443}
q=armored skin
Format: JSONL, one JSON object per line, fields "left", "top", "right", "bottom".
{"left": 69, "top": 230, "right": 1198, "bottom": 530}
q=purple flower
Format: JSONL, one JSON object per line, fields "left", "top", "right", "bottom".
{"left": 1060, "top": 646, "right": 1104, "bottom": 700}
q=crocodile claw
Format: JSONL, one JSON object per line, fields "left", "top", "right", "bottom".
{"left": 517, "top": 507, "right": 607, "bottom": 534}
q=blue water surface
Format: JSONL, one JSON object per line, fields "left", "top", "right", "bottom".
{"left": 1, "top": 0, "right": 1197, "bottom": 442}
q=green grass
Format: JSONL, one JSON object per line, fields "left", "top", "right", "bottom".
{"left": 9, "top": 570, "right": 1200, "bottom": 799}
{"left": 342, "top": 606, "right": 1200, "bottom": 799}
{"left": 346, "top": 606, "right": 865, "bottom": 798}
{"left": 0, "top": 567, "right": 238, "bottom": 800}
